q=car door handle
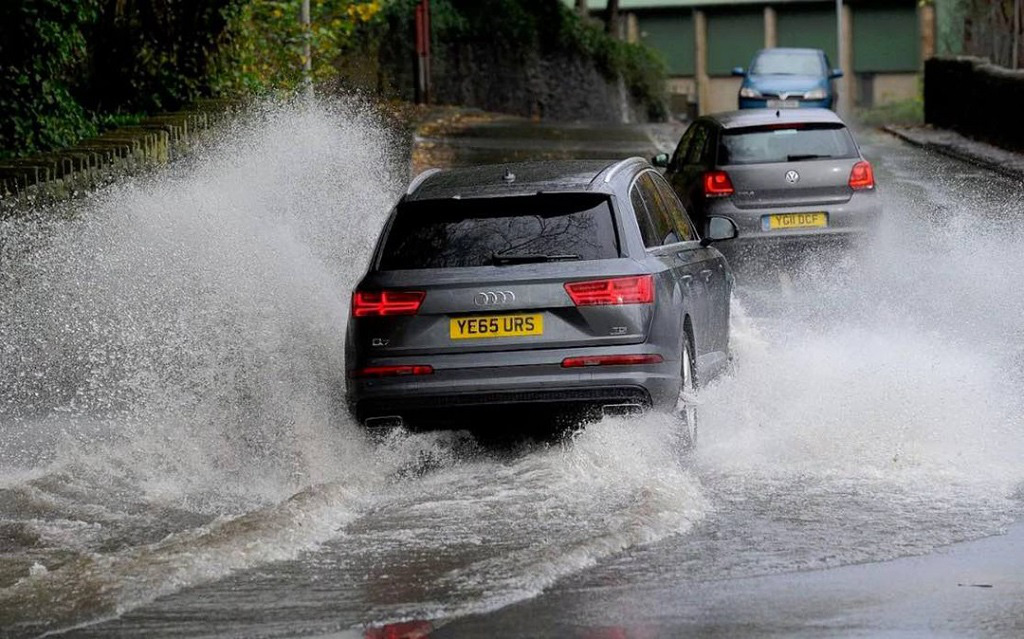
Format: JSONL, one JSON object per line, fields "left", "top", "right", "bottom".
{"left": 701, "top": 269, "right": 713, "bottom": 282}
{"left": 680, "top": 274, "right": 693, "bottom": 287}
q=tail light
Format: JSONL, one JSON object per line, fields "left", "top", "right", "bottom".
{"left": 703, "top": 170, "right": 735, "bottom": 197}
{"left": 565, "top": 275, "right": 654, "bottom": 306}
{"left": 848, "top": 161, "right": 875, "bottom": 190}
{"left": 351, "top": 365, "right": 433, "bottom": 378}
{"left": 352, "top": 290, "right": 425, "bottom": 317}
{"left": 562, "top": 354, "right": 664, "bottom": 368}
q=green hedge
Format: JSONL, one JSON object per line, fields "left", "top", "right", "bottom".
{"left": 0, "top": 0, "right": 235, "bottom": 159}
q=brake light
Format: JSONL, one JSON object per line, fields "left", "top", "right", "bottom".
{"left": 352, "top": 290, "right": 425, "bottom": 317}
{"left": 562, "top": 354, "right": 664, "bottom": 368}
{"left": 849, "top": 161, "right": 875, "bottom": 190}
{"left": 351, "top": 365, "right": 433, "bottom": 378}
{"left": 564, "top": 275, "right": 654, "bottom": 306}
{"left": 703, "top": 170, "right": 735, "bottom": 197}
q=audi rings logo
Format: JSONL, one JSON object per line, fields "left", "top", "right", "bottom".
{"left": 474, "top": 290, "right": 516, "bottom": 306}
{"left": 785, "top": 170, "right": 800, "bottom": 184}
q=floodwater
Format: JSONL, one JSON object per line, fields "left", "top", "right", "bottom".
{"left": 1, "top": 102, "right": 1023, "bottom": 638}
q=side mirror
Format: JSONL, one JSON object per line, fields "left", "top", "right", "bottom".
{"left": 651, "top": 153, "right": 670, "bottom": 168}
{"left": 830, "top": 68, "right": 844, "bottom": 79}
{"left": 700, "top": 216, "right": 739, "bottom": 247}
{"left": 731, "top": 66, "right": 746, "bottom": 77}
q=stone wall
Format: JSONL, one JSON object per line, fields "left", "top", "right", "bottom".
{"left": 925, "top": 56, "right": 1024, "bottom": 150}
{"left": 429, "top": 46, "right": 648, "bottom": 123}
{"left": 0, "top": 100, "right": 235, "bottom": 214}
{"left": 372, "top": 36, "right": 659, "bottom": 124}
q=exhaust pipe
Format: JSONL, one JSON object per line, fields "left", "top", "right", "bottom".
{"left": 364, "top": 415, "right": 405, "bottom": 429}
{"left": 601, "top": 403, "right": 645, "bottom": 418}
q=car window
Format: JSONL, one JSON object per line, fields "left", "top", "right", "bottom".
{"left": 718, "top": 123, "right": 859, "bottom": 165}
{"left": 636, "top": 172, "right": 680, "bottom": 247}
{"left": 671, "top": 125, "right": 695, "bottom": 170}
{"left": 698, "top": 126, "right": 718, "bottom": 166}
{"left": 685, "top": 124, "right": 709, "bottom": 166}
{"left": 629, "top": 183, "right": 660, "bottom": 248}
{"left": 651, "top": 173, "right": 697, "bottom": 242}
{"left": 379, "top": 194, "right": 620, "bottom": 269}
{"left": 751, "top": 50, "right": 826, "bottom": 76}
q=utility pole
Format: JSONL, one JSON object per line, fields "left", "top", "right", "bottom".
{"left": 414, "top": 0, "right": 432, "bottom": 104}
{"left": 301, "top": 0, "right": 313, "bottom": 99}
{"left": 835, "top": 0, "right": 842, "bottom": 72}
{"left": 606, "top": 0, "right": 620, "bottom": 38}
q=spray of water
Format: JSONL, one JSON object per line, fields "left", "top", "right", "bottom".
{"left": 0, "top": 99, "right": 412, "bottom": 632}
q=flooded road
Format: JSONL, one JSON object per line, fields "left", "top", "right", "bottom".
{"left": 1, "top": 102, "right": 1023, "bottom": 637}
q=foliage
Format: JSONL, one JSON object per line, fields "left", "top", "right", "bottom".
{"left": 0, "top": 0, "right": 239, "bottom": 159}
{"left": 0, "top": 0, "right": 101, "bottom": 158}
{"left": 0, "top": 0, "right": 668, "bottom": 158}
{"left": 854, "top": 98, "right": 924, "bottom": 127}
{"left": 211, "top": 0, "right": 382, "bottom": 95}
{"left": 372, "top": 0, "right": 667, "bottom": 118}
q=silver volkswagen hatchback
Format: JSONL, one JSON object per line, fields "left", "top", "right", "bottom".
{"left": 654, "top": 108, "right": 880, "bottom": 257}
{"left": 346, "top": 159, "right": 738, "bottom": 443}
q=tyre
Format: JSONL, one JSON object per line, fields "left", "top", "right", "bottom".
{"left": 675, "top": 336, "right": 699, "bottom": 451}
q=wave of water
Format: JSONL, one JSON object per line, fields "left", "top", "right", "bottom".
{"left": 0, "top": 100, "right": 405, "bottom": 634}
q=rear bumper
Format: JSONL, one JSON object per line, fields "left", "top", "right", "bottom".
{"left": 347, "top": 351, "right": 679, "bottom": 428}
{"left": 706, "top": 190, "right": 881, "bottom": 239}
{"left": 738, "top": 97, "right": 833, "bottom": 110}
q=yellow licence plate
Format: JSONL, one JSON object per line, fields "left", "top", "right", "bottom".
{"left": 450, "top": 314, "right": 544, "bottom": 340}
{"left": 766, "top": 212, "right": 828, "bottom": 230}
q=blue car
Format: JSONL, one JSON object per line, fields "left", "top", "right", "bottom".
{"left": 733, "top": 48, "right": 843, "bottom": 110}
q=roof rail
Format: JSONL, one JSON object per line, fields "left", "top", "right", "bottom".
{"left": 601, "top": 157, "right": 646, "bottom": 185}
{"left": 406, "top": 168, "right": 441, "bottom": 195}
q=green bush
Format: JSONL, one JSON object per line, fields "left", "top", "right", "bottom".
{"left": 0, "top": 0, "right": 101, "bottom": 158}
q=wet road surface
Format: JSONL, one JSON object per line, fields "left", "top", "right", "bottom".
{"left": 1, "top": 104, "right": 1023, "bottom": 637}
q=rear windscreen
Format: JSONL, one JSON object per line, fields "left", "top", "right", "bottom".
{"left": 719, "top": 124, "right": 858, "bottom": 166}
{"left": 378, "top": 194, "right": 620, "bottom": 270}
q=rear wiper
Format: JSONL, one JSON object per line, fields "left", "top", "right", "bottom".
{"left": 787, "top": 154, "right": 832, "bottom": 161}
{"left": 490, "top": 253, "right": 580, "bottom": 265}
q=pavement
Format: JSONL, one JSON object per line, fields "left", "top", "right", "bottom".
{"left": 882, "top": 124, "right": 1024, "bottom": 181}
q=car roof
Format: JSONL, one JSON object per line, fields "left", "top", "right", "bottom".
{"left": 405, "top": 159, "right": 643, "bottom": 201}
{"left": 755, "top": 47, "right": 825, "bottom": 56}
{"left": 704, "top": 108, "right": 846, "bottom": 130}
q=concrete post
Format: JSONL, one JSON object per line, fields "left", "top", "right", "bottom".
{"left": 919, "top": 1, "right": 936, "bottom": 66}
{"left": 695, "top": 9, "right": 710, "bottom": 115}
{"left": 626, "top": 12, "right": 639, "bottom": 44}
{"left": 764, "top": 6, "right": 777, "bottom": 49}
{"left": 839, "top": 2, "right": 853, "bottom": 114}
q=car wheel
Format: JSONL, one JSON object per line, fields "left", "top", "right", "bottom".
{"left": 675, "top": 336, "right": 699, "bottom": 451}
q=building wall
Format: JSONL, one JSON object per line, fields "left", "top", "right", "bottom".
{"left": 707, "top": 77, "right": 743, "bottom": 112}
{"left": 705, "top": 6, "right": 764, "bottom": 76}
{"left": 870, "top": 73, "right": 919, "bottom": 106}
{"left": 776, "top": 5, "right": 838, "bottom": 66}
{"left": 627, "top": 0, "right": 923, "bottom": 114}
{"left": 638, "top": 11, "right": 695, "bottom": 75}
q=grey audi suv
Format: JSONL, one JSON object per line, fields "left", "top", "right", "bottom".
{"left": 654, "top": 108, "right": 880, "bottom": 259}
{"left": 346, "top": 159, "right": 738, "bottom": 443}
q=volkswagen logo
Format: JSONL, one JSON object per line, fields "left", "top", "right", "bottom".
{"left": 785, "top": 170, "right": 800, "bottom": 184}
{"left": 474, "top": 290, "right": 515, "bottom": 306}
